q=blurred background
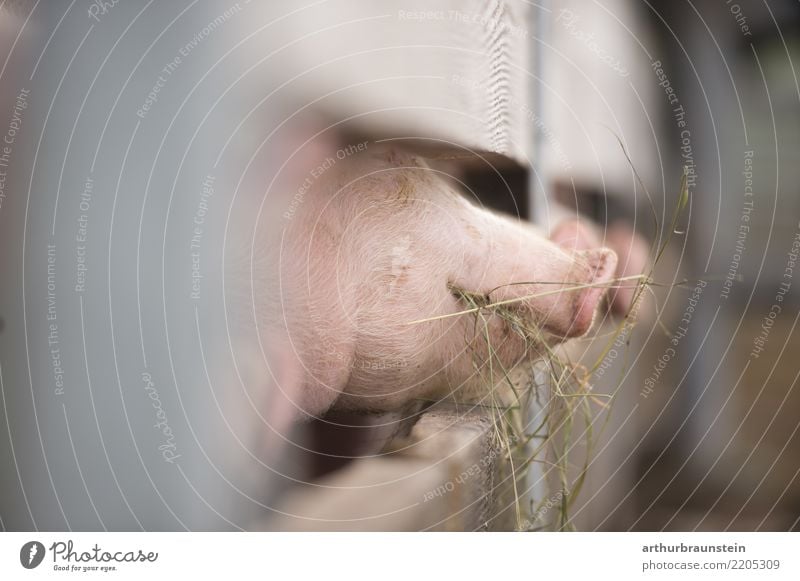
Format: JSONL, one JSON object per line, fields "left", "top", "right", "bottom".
{"left": 0, "top": 0, "right": 798, "bottom": 531}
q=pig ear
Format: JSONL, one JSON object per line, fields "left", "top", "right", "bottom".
{"left": 549, "top": 219, "right": 602, "bottom": 252}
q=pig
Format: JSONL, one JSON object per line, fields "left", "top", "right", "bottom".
{"left": 255, "top": 146, "right": 617, "bottom": 418}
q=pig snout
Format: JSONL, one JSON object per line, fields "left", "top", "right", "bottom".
{"left": 453, "top": 211, "right": 618, "bottom": 342}
{"left": 549, "top": 217, "right": 636, "bottom": 330}
{"left": 482, "top": 245, "right": 617, "bottom": 341}
{"left": 559, "top": 247, "right": 617, "bottom": 338}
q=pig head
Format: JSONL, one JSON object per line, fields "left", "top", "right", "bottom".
{"left": 260, "top": 147, "right": 617, "bottom": 417}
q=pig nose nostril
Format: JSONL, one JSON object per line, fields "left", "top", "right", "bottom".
{"left": 539, "top": 247, "right": 618, "bottom": 340}
{"left": 568, "top": 248, "right": 618, "bottom": 337}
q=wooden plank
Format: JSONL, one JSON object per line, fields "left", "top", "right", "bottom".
{"left": 262, "top": 403, "right": 516, "bottom": 531}
{"left": 237, "top": 0, "right": 532, "bottom": 163}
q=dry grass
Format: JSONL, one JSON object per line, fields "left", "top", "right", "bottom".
{"left": 416, "top": 163, "right": 691, "bottom": 530}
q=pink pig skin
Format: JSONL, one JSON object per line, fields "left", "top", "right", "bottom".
{"left": 264, "top": 147, "right": 617, "bottom": 418}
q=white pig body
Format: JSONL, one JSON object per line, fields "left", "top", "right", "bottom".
{"left": 260, "top": 148, "right": 616, "bottom": 417}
